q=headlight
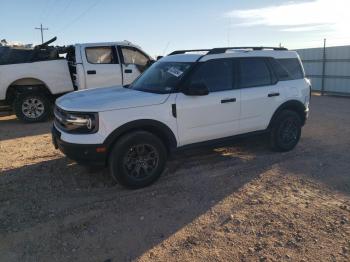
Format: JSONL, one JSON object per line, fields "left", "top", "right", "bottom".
{"left": 54, "top": 106, "right": 98, "bottom": 134}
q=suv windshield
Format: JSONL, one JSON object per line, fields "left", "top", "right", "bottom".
{"left": 129, "top": 62, "right": 193, "bottom": 93}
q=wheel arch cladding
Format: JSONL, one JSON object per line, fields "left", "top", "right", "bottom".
{"left": 104, "top": 119, "right": 178, "bottom": 152}
{"left": 268, "top": 100, "right": 306, "bottom": 128}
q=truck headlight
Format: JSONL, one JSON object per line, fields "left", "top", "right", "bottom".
{"left": 54, "top": 107, "right": 98, "bottom": 134}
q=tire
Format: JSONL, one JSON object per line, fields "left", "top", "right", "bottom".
{"left": 13, "top": 92, "right": 51, "bottom": 123}
{"left": 270, "top": 110, "right": 302, "bottom": 152}
{"left": 109, "top": 131, "right": 168, "bottom": 189}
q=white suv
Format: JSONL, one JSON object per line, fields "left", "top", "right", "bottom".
{"left": 52, "top": 47, "right": 311, "bottom": 188}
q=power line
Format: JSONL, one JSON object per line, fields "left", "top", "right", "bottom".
{"left": 48, "top": 0, "right": 74, "bottom": 26}
{"left": 55, "top": 0, "right": 104, "bottom": 34}
{"left": 35, "top": 24, "right": 49, "bottom": 44}
{"left": 40, "top": 0, "right": 56, "bottom": 22}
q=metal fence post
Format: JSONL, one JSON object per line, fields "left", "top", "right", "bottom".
{"left": 321, "top": 38, "right": 326, "bottom": 95}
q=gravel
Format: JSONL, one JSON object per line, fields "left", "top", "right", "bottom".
{"left": 0, "top": 95, "right": 349, "bottom": 262}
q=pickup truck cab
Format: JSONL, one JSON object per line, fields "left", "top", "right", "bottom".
{"left": 0, "top": 38, "right": 152, "bottom": 122}
{"left": 67, "top": 41, "right": 152, "bottom": 90}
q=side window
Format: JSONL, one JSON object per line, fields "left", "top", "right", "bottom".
{"left": 121, "top": 47, "right": 149, "bottom": 66}
{"left": 239, "top": 58, "right": 272, "bottom": 88}
{"left": 188, "top": 59, "right": 233, "bottom": 92}
{"left": 85, "top": 46, "right": 117, "bottom": 64}
{"left": 276, "top": 58, "right": 304, "bottom": 80}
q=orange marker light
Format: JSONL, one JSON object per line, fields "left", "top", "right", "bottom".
{"left": 96, "top": 147, "right": 107, "bottom": 153}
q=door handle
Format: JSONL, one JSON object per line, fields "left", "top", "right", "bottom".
{"left": 87, "top": 70, "right": 96, "bottom": 75}
{"left": 221, "top": 98, "right": 236, "bottom": 103}
{"left": 124, "top": 69, "right": 133, "bottom": 74}
{"left": 268, "top": 92, "right": 280, "bottom": 97}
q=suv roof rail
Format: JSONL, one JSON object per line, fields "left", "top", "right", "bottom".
{"left": 168, "top": 49, "right": 212, "bottom": 55}
{"left": 168, "top": 46, "right": 288, "bottom": 56}
{"left": 207, "top": 46, "right": 288, "bottom": 54}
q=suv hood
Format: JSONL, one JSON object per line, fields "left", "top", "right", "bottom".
{"left": 56, "top": 86, "right": 170, "bottom": 112}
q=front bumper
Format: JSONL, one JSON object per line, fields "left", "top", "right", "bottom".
{"left": 52, "top": 125, "right": 107, "bottom": 166}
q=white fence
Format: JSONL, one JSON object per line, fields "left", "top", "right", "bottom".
{"left": 296, "top": 45, "right": 350, "bottom": 95}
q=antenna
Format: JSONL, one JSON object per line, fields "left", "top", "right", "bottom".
{"left": 162, "top": 42, "right": 170, "bottom": 56}
{"left": 227, "top": 18, "right": 231, "bottom": 46}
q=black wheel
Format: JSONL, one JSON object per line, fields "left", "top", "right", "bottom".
{"left": 109, "top": 131, "right": 167, "bottom": 189}
{"left": 270, "top": 110, "right": 302, "bottom": 152}
{"left": 13, "top": 92, "right": 51, "bottom": 123}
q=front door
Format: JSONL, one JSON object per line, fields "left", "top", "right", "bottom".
{"left": 176, "top": 59, "right": 241, "bottom": 146}
{"left": 119, "top": 46, "right": 151, "bottom": 85}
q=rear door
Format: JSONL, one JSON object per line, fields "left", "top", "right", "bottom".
{"left": 118, "top": 46, "right": 151, "bottom": 85}
{"left": 82, "top": 45, "right": 122, "bottom": 89}
{"left": 176, "top": 58, "right": 241, "bottom": 146}
{"left": 239, "top": 57, "right": 281, "bottom": 133}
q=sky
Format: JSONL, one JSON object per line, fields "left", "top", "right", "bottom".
{"left": 1, "top": 0, "right": 350, "bottom": 56}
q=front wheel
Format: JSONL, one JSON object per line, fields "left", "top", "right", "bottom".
{"left": 270, "top": 110, "right": 302, "bottom": 152}
{"left": 13, "top": 92, "right": 51, "bottom": 123}
{"left": 109, "top": 131, "right": 167, "bottom": 189}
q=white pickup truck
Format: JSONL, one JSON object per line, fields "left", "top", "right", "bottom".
{"left": 0, "top": 38, "right": 153, "bottom": 122}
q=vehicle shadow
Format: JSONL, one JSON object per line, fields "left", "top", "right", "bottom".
{"left": 0, "top": 115, "right": 52, "bottom": 141}
{"left": 1, "top": 135, "right": 349, "bottom": 261}
{"left": 0, "top": 135, "right": 274, "bottom": 262}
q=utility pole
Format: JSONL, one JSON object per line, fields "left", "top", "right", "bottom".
{"left": 35, "top": 24, "right": 48, "bottom": 44}
{"left": 321, "top": 38, "right": 327, "bottom": 96}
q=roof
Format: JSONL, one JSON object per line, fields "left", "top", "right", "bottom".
{"left": 76, "top": 40, "right": 140, "bottom": 49}
{"left": 161, "top": 48, "right": 299, "bottom": 63}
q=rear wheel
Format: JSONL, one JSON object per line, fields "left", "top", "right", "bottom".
{"left": 270, "top": 110, "right": 302, "bottom": 152}
{"left": 109, "top": 131, "right": 167, "bottom": 189}
{"left": 13, "top": 92, "right": 51, "bottom": 123}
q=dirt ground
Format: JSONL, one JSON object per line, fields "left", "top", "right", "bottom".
{"left": 0, "top": 95, "right": 349, "bottom": 262}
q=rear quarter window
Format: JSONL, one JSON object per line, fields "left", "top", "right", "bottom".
{"left": 274, "top": 58, "right": 304, "bottom": 80}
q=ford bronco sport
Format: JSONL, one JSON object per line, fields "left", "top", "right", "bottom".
{"left": 52, "top": 47, "right": 311, "bottom": 188}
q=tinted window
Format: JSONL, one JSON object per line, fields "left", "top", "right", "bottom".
{"left": 85, "top": 46, "right": 116, "bottom": 64}
{"left": 239, "top": 58, "right": 272, "bottom": 88}
{"left": 276, "top": 58, "right": 304, "bottom": 80}
{"left": 188, "top": 59, "right": 233, "bottom": 92}
{"left": 121, "top": 47, "right": 149, "bottom": 66}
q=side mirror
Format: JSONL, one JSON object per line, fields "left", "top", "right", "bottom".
{"left": 183, "top": 83, "right": 209, "bottom": 96}
{"left": 156, "top": 56, "right": 163, "bottom": 60}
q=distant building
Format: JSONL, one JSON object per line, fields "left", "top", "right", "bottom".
{"left": 0, "top": 39, "right": 33, "bottom": 48}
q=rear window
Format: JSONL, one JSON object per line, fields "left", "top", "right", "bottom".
{"left": 274, "top": 58, "right": 304, "bottom": 80}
